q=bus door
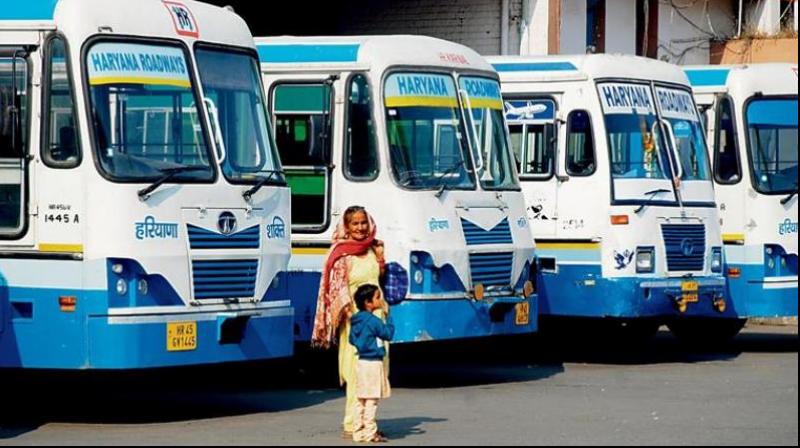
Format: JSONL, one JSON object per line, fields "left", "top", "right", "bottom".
{"left": 271, "top": 76, "right": 337, "bottom": 233}
{"left": 556, "top": 90, "right": 600, "bottom": 240}
{"left": 0, "top": 46, "right": 35, "bottom": 249}
{"left": 708, "top": 94, "right": 746, "bottom": 240}
{"left": 505, "top": 97, "right": 559, "bottom": 237}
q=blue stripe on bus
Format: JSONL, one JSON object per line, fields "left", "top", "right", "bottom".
{"left": 684, "top": 69, "right": 730, "bottom": 87}
{"left": 0, "top": 0, "right": 58, "bottom": 20}
{"left": 724, "top": 263, "right": 798, "bottom": 318}
{"left": 492, "top": 62, "right": 578, "bottom": 73}
{"left": 257, "top": 44, "right": 360, "bottom": 64}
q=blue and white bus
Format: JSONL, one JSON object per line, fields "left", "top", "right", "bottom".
{"left": 686, "top": 64, "right": 798, "bottom": 322}
{"left": 489, "top": 55, "right": 737, "bottom": 339}
{"left": 0, "top": 0, "right": 293, "bottom": 369}
{"left": 257, "top": 36, "right": 538, "bottom": 343}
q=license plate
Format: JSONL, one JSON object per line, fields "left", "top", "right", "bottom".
{"left": 167, "top": 321, "right": 197, "bottom": 352}
{"left": 682, "top": 281, "right": 699, "bottom": 303}
{"left": 515, "top": 302, "right": 530, "bottom": 326}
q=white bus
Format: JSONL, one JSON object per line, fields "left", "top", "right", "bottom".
{"left": 257, "top": 36, "right": 538, "bottom": 343}
{"left": 489, "top": 55, "right": 736, "bottom": 339}
{"left": 685, "top": 64, "right": 798, "bottom": 321}
{"left": 0, "top": 0, "right": 293, "bottom": 369}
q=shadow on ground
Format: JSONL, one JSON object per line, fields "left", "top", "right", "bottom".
{"left": 0, "top": 324, "right": 795, "bottom": 439}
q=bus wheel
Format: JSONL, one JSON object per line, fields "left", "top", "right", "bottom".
{"left": 667, "top": 318, "right": 747, "bottom": 344}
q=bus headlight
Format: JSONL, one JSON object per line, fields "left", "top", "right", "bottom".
{"left": 137, "top": 279, "right": 149, "bottom": 295}
{"left": 409, "top": 251, "right": 466, "bottom": 296}
{"left": 116, "top": 278, "right": 128, "bottom": 296}
{"left": 711, "top": 247, "right": 723, "bottom": 273}
{"left": 636, "top": 247, "right": 655, "bottom": 274}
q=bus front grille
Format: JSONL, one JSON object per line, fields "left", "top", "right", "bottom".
{"left": 461, "top": 218, "right": 513, "bottom": 246}
{"left": 661, "top": 224, "right": 706, "bottom": 272}
{"left": 192, "top": 259, "right": 259, "bottom": 300}
{"left": 469, "top": 252, "right": 514, "bottom": 287}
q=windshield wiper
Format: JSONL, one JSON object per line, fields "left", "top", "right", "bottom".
{"left": 242, "top": 170, "right": 287, "bottom": 201}
{"left": 781, "top": 189, "right": 798, "bottom": 205}
{"left": 433, "top": 160, "right": 467, "bottom": 198}
{"left": 634, "top": 189, "right": 672, "bottom": 214}
{"left": 138, "top": 166, "right": 209, "bottom": 201}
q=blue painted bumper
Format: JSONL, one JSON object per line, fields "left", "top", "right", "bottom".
{"left": 0, "top": 287, "right": 294, "bottom": 369}
{"left": 287, "top": 271, "right": 537, "bottom": 343}
{"left": 538, "top": 265, "right": 729, "bottom": 319}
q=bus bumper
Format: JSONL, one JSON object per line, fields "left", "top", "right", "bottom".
{"left": 538, "top": 264, "right": 730, "bottom": 319}
{"left": 0, "top": 291, "right": 294, "bottom": 369}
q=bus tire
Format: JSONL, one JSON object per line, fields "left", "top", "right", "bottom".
{"left": 667, "top": 318, "right": 747, "bottom": 344}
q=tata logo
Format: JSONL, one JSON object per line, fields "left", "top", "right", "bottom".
{"left": 217, "top": 212, "right": 237, "bottom": 236}
{"left": 163, "top": 1, "right": 199, "bottom": 38}
{"left": 680, "top": 238, "right": 696, "bottom": 257}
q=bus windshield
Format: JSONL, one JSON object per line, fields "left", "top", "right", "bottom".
{"left": 86, "top": 42, "right": 214, "bottom": 182}
{"left": 655, "top": 86, "right": 711, "bottom": 181}
{"left": 460, "top": 76, "right": 518, "bottom": 190}
{"left": 746, "top": 97, "right": 798, "bottom": 195}
{"left": 195, "top": 46, "right": 283, "bottom": 184}
{"left": 598, "top": 83, "right": 670, "bottom": 180}
{"left": 384, "top": 72, "right": 475, "bottom": 190}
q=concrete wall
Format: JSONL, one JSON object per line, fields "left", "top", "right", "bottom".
{"left": 519, "top": 0, "right": 551, "bottom": 55}
{"left": 605, "top": 0, "right": 637, "bottom": 54}
{"left": 657, "top": 0, "right": 737, "bottom": 65}
{"left": 333, "top": 0, "right": 505, "bottom": 55}
{"left": 710, "top": 37, "right": 799, "bottom": 63}
{"left": 559, "top": 0, "right": 588, "bottom": 54}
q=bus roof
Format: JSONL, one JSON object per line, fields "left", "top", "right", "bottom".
{"left": 487, "top": 54, "right": 690, "bottom": 86}
{"left": 683, "top": 63, "right": 798, "bottom": 97}
{"left": 2, "top": 0, "right": 255, "bottom": 50}
{"left": 255, "top": 35, "right": 495, "bottom": 75}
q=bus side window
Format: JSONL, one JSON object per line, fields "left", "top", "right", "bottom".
{"left": 344, "top": 74, "right": 378, "bottom": 181}
{"left": 513, "top": 123, "right": 555, "bottom": 179}
{"left": 713, "top": 96, "right": 741, "bottom": 184}
{"left": 43, "top": 36, "right": 80, "bottom": 168}
{"left": 566, "top": 110, "right": 596, "bottom": 177}
{"left": 0, "top": 50, "right": 27, "bottom": 235}
{"left": 272, "top": 83, "right": 332, "bottom": 230}
{"left": 509, "top": 124, "right": 523, "bottom": 172}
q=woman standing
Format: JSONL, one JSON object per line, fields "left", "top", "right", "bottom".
{"left": 312, "top": 206, "right": 389, "bottom": 439}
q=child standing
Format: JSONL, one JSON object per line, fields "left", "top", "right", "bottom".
{"left": 349, "top": 284, "right": 394, "bottom": 443}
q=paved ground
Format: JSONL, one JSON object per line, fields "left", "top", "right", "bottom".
{"left": 0, "top": 324, "right": 797, "bottom": 446}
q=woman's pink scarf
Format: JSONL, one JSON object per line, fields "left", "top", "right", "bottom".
{"left": 311, "top": 213, "right": 378, "bottom": 348}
